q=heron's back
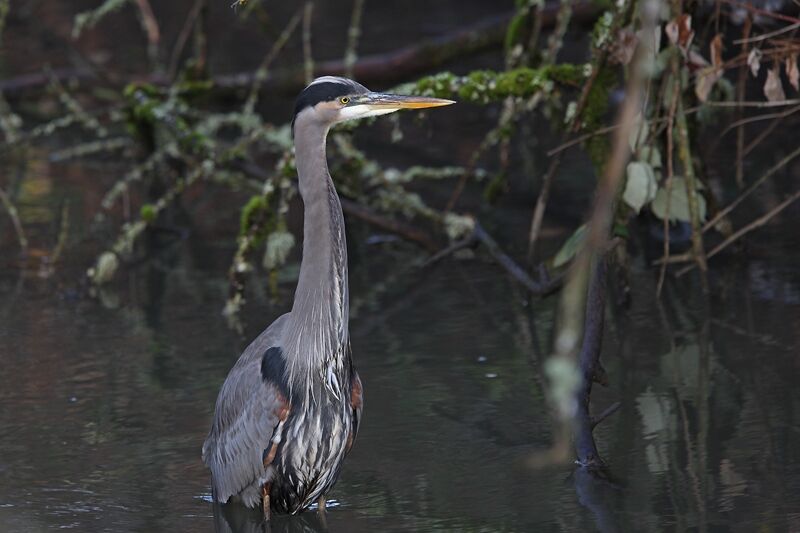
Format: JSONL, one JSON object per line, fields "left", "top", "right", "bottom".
{"left": 202, "top": 314, "right": 290, "bottom": 506}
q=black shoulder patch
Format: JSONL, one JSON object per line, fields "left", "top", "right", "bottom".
{"left": 261, "top": 346, "right": 290, "bottom": 398}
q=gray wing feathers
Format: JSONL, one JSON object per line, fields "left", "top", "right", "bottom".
{"left": 202, "top": 314, "right": 290, "bottom": 503}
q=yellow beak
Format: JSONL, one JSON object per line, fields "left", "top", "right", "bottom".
{"left": 357, "top": 93, "right": 456, "bottom": 110}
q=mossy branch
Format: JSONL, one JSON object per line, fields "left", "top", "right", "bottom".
{"left": 73, "top": 0, "right": 130, "bottom": 39}
{"left": 410, "top": 65, "right": 585, "bottom": 103}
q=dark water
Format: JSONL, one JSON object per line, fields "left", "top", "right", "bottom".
{"left": 2, "top": 1, "right": 800, "bottom": 532}
{"left": 2, "top": 186, "right": 800, "bottom": 533}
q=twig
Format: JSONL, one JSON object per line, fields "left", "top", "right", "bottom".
{"left": 46, "top": 67, "right": 108, "bottom": 138}
{"left": 244, "top": 8, "right": 304, "bottom": 115}
{"left": 717, "top": 105, "right": 800, "bottom": 139}
{"left": 677, "top": 188, "right": 800, "bottom": 277}
{"left": 421, "top": 235, "right": 475, "bottom": 267}
{"left": 742, "top": 114, "right": 788, "bottom": 157}
{"left": 0, "top": 0, "right": 9, "bottom": 44}
{"left": 0, "top": 67, "right": 96, "bottom": 99}
{"left": 591, "top": 402, "right": 621, "bottom": 430}
{"left": 652, "top": 252, "right": 693, "bottom": 266}
{"left": 425, "top": 218, "right": 563, "bottom": 295}
{"left": 526, "top": 154, "right": 561, "bottom": 262}
{"left": 657, "top": 71, "right": 680, "bottom": 297}
{"left": 718, "top": 0, "right": 800, "bottom": 24}
{"left": 702, "top": 143, "right": 800, "bottom": 233}
{"left": 549, "top": 104, "right": 712, "bottom": 158}
{"left": 343, "top": 0, "right": 366, "bottom": 79}
{"left": 338, "top": 197, "right": 439, "bottom": 252}
{"left": 302, "top": 2, "right": 315, "bottom": 84}
{"left": 473, "top": 220, "right": 563, "bottom": 296}
{"left": 0, "top": 187, "right": 28, "bottom": 252}
{"left": 733, "top": 21, "right": 800, "bottom": 44}
{"left": 544, "top": 0, "right": 572, "bottom": 64}
{"left": 735, "top": 16, "right": 751, "bottom": 189}
{"left": 0, "top": 92, "right": 21, "bottom": 143}
{"left": 703, "top": 99, "right": 800, "bottom": 108}
{"left": 133, "top": 0, "right": 160, "bottom": 69}
{"left": 167, "top": 0, "right": 205, "bottom": 81}
{"left": 546, "top": 125, "right": 618, "bottom": 156}
{"left": 50, "top": 201, "right": 71, "bottom": 265}
{"left": 710, "top": 318, "right": 792, "bottom": 349}
{"left": 193, "top": 0, "right": 208, "bottom": 77}
{"left": 676, "top": 91, "right": 708, "bottom": 274}
{"left": 445, "top": 100, "right": 514, "bottom": 211}
{"left": 527, "top": 51, "right": 609, "bottom": 263}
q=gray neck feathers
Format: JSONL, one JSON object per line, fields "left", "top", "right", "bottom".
{"left": 283, "top": 115, "right": 350, "bottom": 399}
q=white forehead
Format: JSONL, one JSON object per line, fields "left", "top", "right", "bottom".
{"left": 307, "top": 76, "right": 348, "bottom": 87}
{"left": 306, "top": 76, "right": 369, "bottom": 94}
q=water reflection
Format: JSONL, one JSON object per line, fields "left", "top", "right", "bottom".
{"left": 573, "top": 468, "right": 623, "bottom": 533}
{"left": 213, "top": 502, "right": 329, "bottom": 533}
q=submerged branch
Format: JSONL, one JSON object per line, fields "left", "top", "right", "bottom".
{"left": 676, "top": 187, "right": 800, "bottom": 277}
{"left": 339, "top": 197, "right": 439, "bottom": 252}
{"left": 702, "top": 143, "right": 800, "bottom": 234}
{"left": 425, "top": 217, "right": 563, "bottom": 296}
{"left": 574, "top": 256, "right": 609, "bottom": 467}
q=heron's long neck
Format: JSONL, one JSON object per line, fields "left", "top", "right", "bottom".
{"left": 284, "top": 123, "right": 349, "bottom": 382}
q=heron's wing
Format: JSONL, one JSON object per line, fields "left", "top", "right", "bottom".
{"left": 202, "top": 314, "right": 291, "bottom": 504}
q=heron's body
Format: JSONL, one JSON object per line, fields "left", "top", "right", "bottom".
{"left": 202, "top": 76, "right": 452, "bottom": 517}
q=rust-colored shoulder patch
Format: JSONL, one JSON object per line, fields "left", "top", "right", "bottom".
{"left": 350, "top": 374, "right": 363, "bottom": 411}
{"left": 264, "top": 393, "right": 291, "bottom": 467}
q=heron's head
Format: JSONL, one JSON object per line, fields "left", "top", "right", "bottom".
{"left": 292, "top": 76, "right": 454, "bottom": 132}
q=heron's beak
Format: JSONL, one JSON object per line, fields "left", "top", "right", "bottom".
{"left": 357, "top": 93, "right": 456, "bottom": 111}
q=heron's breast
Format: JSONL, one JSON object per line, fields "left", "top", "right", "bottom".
{"left": 271, "top": 396, "right": 354, "bottom": 505}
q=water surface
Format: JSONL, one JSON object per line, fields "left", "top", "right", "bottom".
{"left": 1, "top": 1, "right": 800, "bottom": 531}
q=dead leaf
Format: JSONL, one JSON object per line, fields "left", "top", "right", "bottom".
{"left": 764, "top": 65, "right": 786, "bottom": 102}
{"left": 688, "top": 50, "right": 709, "bottom": 70}
{"left": 665, "top": 20, "right": 678, "bottom": 46}
{"left": 666, "top": 15, "right": 693, "bottom": 52}
{"left": 710, "top": 34, "right": 723, "bottom": 68}
{"left": 786, "top": 53, "right": 799, "bottom": 91}
{"left": 748, "top": 48, "right": 762, "bottom": 77}
{"left": 695, "top": 34, "right": 724, "bottom": 102}
{"left": 696, "top": 67, "right": 723, "bottom": 102}
{"left": 611, "top": 27, "right": 638, "bottom": 65}
{"left": 677, "top": 15, "right": 693, "bottom": 48}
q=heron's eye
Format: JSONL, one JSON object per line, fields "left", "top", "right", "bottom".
{"left": 339, "top": 96, "right": 350, "bottom": 105}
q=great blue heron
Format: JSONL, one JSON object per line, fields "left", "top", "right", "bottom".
{"left": 202, "top": 76, "right": 453, "bottom": 519}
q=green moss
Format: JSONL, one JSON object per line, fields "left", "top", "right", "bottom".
{"left": 175, "top": 79, "right": 214, "bottom": 97}
{"left": 581, "top": 65, "right": 617, "bottom": 170}
{"left": 547, "top": 63, "right": 584, "bottom": 86}
{"left": 140, "top": 203, "right": 157, "bottom": 223}
{"left": 239, "top": 193, "right": 278, "bottom": 246}
{"left": 240, "top": 195, "right": 267, "bottom": 235}
{"left": 413, "top": 66, "right": 586, "bottom": 103}
{"left": 505, "top": 12, "right": 528, "bottom": 51}
{"left": 591, "top": 11, "right": 615, "bottom": 51}
{"left": 583, "top": 66, "right": 616, "bottom": 129}
{"left": 483, "top": 171, "right": 508, "bottom": 203}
